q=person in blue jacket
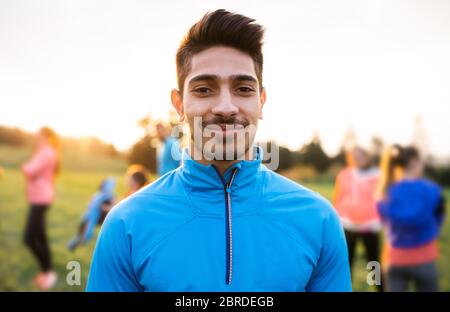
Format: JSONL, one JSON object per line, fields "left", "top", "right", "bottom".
{"left": 68, "top": 177, "right": 116, "bottom": 251}
{"left": 155, "top": 122, "right": 181, "bottom": 176}
{"left": 87, "top": 9, "right": 351, "bottom": 292}
{"left": 377, "top": 145, "right": 446, "bottom": 291}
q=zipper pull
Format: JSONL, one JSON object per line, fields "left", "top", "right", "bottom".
{"left": 225, "top": 186, "right": 231, "bottom": 193}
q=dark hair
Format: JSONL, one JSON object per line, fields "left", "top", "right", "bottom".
{"left": 176, "top": 9, "right": 265, "bottom": 95}
{"left": 390, "top": 145, "right": 420, "bottom": 168}
{"left": 131, "top": 171, "right": 148, "bottom": 189}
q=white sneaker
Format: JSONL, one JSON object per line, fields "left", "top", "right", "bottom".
{"left": 39, "top": 271, "right": 58, "bottom": 290}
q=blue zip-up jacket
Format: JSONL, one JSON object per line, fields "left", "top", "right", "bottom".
{"left": 87, "top": 148, "right": 351, "bottom": 292}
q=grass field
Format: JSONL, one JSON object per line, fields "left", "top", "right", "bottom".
{"left": 0, "top": 154, "right": 449, "bottom": 291}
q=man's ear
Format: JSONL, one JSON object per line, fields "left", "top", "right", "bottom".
{"left": 171, "top": 89, "right": 185, "bottom": 122}
{"left": 259, "top": 87, "right": 266, "bottom": 120}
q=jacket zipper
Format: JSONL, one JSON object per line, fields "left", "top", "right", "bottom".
{"left": 212, "top": 166, "right": 239, "bottom": 285}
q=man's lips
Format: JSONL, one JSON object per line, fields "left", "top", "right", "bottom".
{"left": 202, "top": 122, "right": 249, "bottom": 129}
{"left": 219, "top": 123, "right": 245, "bottom": 131}
{"left": 204, "top": 124, "right": 248, "bottom": 135}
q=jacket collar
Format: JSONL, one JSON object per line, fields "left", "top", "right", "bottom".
{"left": 180, "top": 146, "right": 263, "bottom": 188}
{"left": 177, "top": 146, "right": 265, "bottom": 217}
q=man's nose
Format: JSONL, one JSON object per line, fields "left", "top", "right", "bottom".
{"left": 211, "top": 90, "right": 239, "bottom": 117}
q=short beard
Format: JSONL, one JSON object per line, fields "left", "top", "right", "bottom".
{"left": 190, "top": 116, "right": 257, "bottom": 161}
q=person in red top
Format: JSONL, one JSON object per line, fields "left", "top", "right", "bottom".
{"left": 22, "top": 127, "right": 59, "bottom": 290}
{"left": 334, "top": 146, "right": 383, "bottom": 291}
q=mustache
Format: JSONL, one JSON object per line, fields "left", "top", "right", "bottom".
{"left": 200, "top": 116, "right": 250, "bottom": 129}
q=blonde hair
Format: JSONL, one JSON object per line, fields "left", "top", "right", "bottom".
{"left": 376, "top": 145, "right": 416, "bottom": 200}
{"left": 39, "top": 127, "right": 60, "bottom": 175}
{"left": 344, "top": 149, "right": 355, "bottom": 168}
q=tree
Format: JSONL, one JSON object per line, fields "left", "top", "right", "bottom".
{"left": 298, "top": 133, "right": 332, "bottom": 173}
{"left": 262, "top": 141, "right": 293, "bottom": 172}
{"left": 0, "top": 126, "right": 31, "bottom": 146}
{"left": 127, "top": 135, "right": 157, "bottom": 173}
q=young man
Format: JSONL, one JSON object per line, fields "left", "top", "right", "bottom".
{"left": 87, "top": 9, "right": 351, "bottom": 292}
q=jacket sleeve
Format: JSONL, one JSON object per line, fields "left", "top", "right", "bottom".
{"left": 22, "top": 149, "right": 52, "bottom": 180}
{"left": 306, "top": 207, "right": 352, "bottom": 292}
{"left": 86, "top": 207, "right": 142, "bottom": 292}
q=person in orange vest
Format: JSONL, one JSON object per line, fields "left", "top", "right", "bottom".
{"left": 334, "top": 145, "right": 383, "bottom": 291}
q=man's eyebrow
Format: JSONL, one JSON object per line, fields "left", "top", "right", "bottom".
{"left": 188, "top": 74, "right": 258, "bottom": 86}
{"left": 188, "top": 74, "right": 219, "bottom": 85}
{"left": 230, "top": 75, "right": 258, "bottom": 84}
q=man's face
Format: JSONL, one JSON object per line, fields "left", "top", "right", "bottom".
{"left": 172, "top": 46, "right": 266, "bottom": 160}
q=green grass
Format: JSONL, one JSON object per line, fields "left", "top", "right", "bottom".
{"left": 0, "top": 164, "right": 449, "bottom": 291}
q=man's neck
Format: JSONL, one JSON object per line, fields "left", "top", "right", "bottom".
{"left": 189, "top": 143, "right": 254, "bottom": 176}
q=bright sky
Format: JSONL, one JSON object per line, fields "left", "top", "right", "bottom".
{"left": 1, "top": 0, "right": 449, "bottom": 157}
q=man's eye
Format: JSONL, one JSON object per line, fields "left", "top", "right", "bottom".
{"left": 236, "top": 87, "right": 255, "bottom": 94}
{"left": 193, "top": 87, "right": 213, "bottom": 95}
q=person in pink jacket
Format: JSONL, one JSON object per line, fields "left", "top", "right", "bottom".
{"left": 22, "top": 127, "right": 59, "bottom": 290}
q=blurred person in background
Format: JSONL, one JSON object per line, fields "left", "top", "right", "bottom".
{"left": 334, "top": 145, "right": 383, "bottom": 291}
{"left": 67, "top": 177, "right": 116, "bottom": 251}
{"left": 377, "top": 145, "right": 446, "bottom": 292}
{"left": 155, "top": 122, "right": 181, "bottom": 176}
{"left": 124, "top": 164, "right": 150, "bottom": 198}
{"left": 22, "top": 127, "right": 60, "bottom": 290}
{"left": 68, "top": 164, "right": 150, "bottom": 252}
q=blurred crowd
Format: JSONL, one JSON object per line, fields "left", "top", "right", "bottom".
{"left": 2, "top": 124, "right": 446, "bottom": 291}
